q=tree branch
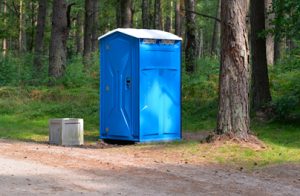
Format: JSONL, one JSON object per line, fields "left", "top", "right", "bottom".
{"left": 183, "top": 9, "right": 221, "bottom": 23}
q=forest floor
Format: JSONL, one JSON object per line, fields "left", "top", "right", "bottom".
{"left": 0, "top": 137, "right": 300, "bottom": 195}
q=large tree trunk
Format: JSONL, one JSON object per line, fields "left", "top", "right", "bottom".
{"left": 120, "top": 0, "right": 132, "bottom": 28}
{"left": 142, "top": 0, "right": 150, "bottom": 29}
{"left": 33, "top": 0, "right": 47, "bottom": 74}
{"left": 184, "top": 0, "right": 197, "bottom": 73}
{"left": 265, "top": 0, "right": 274, "bottom": 65}
{"left": 210, "top": 0, "right": 221, "bottom": 56}
{"left": 19, "top": 0, "right": 26, "bottom": 52}
{"left": 48, "top": 0, "right": 68, "bottom": 82}
{"left": 250, "top": 0, "right": 272, "bottom": 111}
{"left": 83, "top": 0, "right": 93, "bottom": 63}
{"left": 154, "top": 0, "right": 162, "bottom": 29}
{"left": 216, "top": 0, "right": 250, "bottom": 139}
{"left": 91, "top": 0, "right": 98, "bottom": 51}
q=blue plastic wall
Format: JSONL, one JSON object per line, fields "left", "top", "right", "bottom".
{"left": 100, "top": 33, "right": 181, "bottom": 142}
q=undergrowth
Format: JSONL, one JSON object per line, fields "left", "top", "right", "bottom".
{"left": 0, "top": 52, "right": 299, "bottom": 166}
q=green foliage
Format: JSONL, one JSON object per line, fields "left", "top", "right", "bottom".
{"left": 63, "top": 52, "right": 99, "bottom": 88}
{"left": 182, "top": 57, "right": 219, "bottom": 131}
{"left": 0, "top": 53, "right": 34, "bottom": 86}
{"left": 270, "top": 53, "right": 300, "bottom": 119}
{"left": 271, "top": 0, "right": 300, "bottom": 39}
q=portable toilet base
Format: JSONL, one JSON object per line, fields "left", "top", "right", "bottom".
{"left": 99, "top": 28, "right": 182, "bottom": 142}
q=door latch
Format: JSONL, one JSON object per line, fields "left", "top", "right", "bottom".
{"left": 125, "top": 77, "right": 131, "bottom": 89}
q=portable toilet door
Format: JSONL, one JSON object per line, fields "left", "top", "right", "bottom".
{"left": 99, "top": 32, "right": 139, "bottom": 141}
{"left": 99, "top": 28, "right": 182, "bottom": 142}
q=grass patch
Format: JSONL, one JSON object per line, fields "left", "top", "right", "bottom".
{"left": 0, "top": 86, "right": 99, "bottom": 143}
{"left": 141, "top": 120, "right": 300, "bottom": 169}
{"left": 0, "top": 55, "right": 299, "bottom": 167}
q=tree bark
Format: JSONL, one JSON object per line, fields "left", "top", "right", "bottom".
{"left": 91, "top": 0, "right": 98, "bottom": 51}
{"left": 142, "top": 0, "right": 150, "bottom": 28}
{"left": 154, "top": 0, "right": 162, "bottom": 29}
{"left": 83, "top": 0, "right": 93, "bottom": 63}
{"left": 120, "top": 0, "right": 132, "bottom": 28}
{"left": 216, "top": 0, "right": 250, "bottom": 139}
{"left": 250, "top": 0, "right": 272, "bottom": 111}
{"left": 210, "top": 0, "right": 221, "bottom": 56}
{"left": 48, "top": 0, "right": 68, "bottom": 82}
{"left": 184, "top": 0, "right": 197, "bottom": 73}
{"left": 33, "top": 0, "right": 47, "bottom": 75}
{"left": 265, "top": 0, "right": 274, "bottom": 65}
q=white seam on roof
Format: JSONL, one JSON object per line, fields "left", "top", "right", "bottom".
{"left": 98, "top": 28, "right": 182, "bottom": 40}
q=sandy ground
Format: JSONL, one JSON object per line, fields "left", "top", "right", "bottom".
{"left": 0, "top": 139, "right": 300, "bottom": 196}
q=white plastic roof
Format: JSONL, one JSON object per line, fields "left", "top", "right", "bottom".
{"left": 98, "top": 28, "right": 182, "bottom": 40}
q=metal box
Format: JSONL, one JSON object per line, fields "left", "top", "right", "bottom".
{"left": 49, "top": 118, "right": 84, "bottom": 145}
{"left": 99, "top": 28, "right": 182, "bottom": 142}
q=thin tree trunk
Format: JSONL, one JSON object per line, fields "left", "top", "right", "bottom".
{"left": 210, "top": 0, "right": 221, "bottom": 56}
{"left": 116, "top": 1, "right": 121, "bottom": 27}
{"left": 19, "top": 0, "right": 26, "bottom": 52}
{"left": 274, "top": 37, "right": 285, "bottom": 63}
{"left": 250, "top": 0, "right": 272, "bottom": 111}
{"left": 265, "top": 0, "right": 274, "bottom": 65}
{"left": 164, "top": 0, "right": 172, "bottom": 32}
{"left": 33, "top": 0, "right": 47, "bottom": 75}
{"left": 120, "top": 0, "right": 132, "bottom": 28}
{"left": 48, "top": 0, "right": 68, "bottom": 83}
{"left": 29, "top": 2, "right": 36, "bottom": 52}
{"left": 198, "top": 28, "right": 203, "bottom": 58}
{"left": 184, "top": 0, "right": 197, "bottom": 73}
{"left": 142, "top": 0, "right": 150, "bottom": 28}
{"left": 174, "top": 0, "right": 181, "bottom": 36}
{"left": 76, "top": 12, "right": 84, "bottom": 54}
{"left": 2, "top": 0, "right": 7, "bottom": 56}
{"left": 273, "top": 0, "right": 284, "bottom": 64}
{"left": 216, "top": 0, "right": 250, "bottom": 139}
{"left": 91, "top": 0, "right": 98, "bottom": 51}
{"left": 148, "top": 0, "right": 154, "bottom": 29}
{"left": 154, "top": 0, "right": 162, "bottom": 29}
{"left": 83, "top": 0, "right": 93, "bottom": 64}
{"left": 130, "top": 1, "right": 135, "bottom": 27}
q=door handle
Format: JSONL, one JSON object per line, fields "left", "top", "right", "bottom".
{"left": 125, "top": 77, "right": 131, "bottom": 89}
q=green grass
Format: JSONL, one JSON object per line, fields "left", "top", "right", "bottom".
{"left": 0, "top": 86, "right": 99, "bottom": 143}
{"left": 137, "top": 120, "right": 300, "bottom": 169}
{"left": 0, "top": 55, "right": 299, "bottom": 167}
{"left": 0, "top": 115, "right": 48, "bottom": 141}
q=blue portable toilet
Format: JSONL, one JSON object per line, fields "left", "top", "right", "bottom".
{"left": 99, "top": 28, "right": 182, "bottom": 142}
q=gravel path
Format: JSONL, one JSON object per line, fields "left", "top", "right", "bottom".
{"left": 0, "top": 139, "right": 299, "bottom": 195}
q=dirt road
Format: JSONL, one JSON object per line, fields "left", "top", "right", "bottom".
{"left": 0, "top": 139, "right": 299, "bottom": 195}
